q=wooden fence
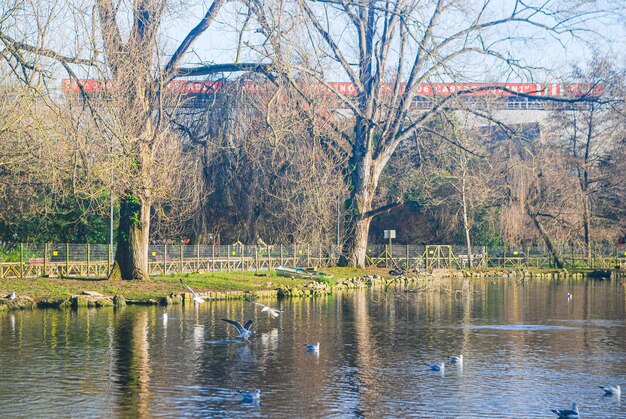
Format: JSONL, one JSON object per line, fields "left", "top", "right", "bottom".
{"left": 1, "top": 243, "right": 625, "bottom": 279}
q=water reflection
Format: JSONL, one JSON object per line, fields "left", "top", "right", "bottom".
{"left": 113, "top": 310, "right": 152, "bottom": 417}
{"left": 0, "top": 278, "right": 624, "bottom": 417}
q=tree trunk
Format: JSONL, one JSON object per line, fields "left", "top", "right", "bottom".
{"left": 461, "top": 173, "right": 474, "bottom": 268}
{"left": 527, "top": 208, "right": 564, "bottom": 269}
{"left": 111, "top": 195, "right": 151, "bottom": 280}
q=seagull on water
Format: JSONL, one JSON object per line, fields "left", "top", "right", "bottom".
{"left": 567, "top": 292, "right": 573, "bottom": 301}
{"left": 247, "top": 300, "right": 283, "bottom": 318}
{"left": 5, "top": 292, "right": 16, "bottom": 300}
{"left": 179, "top": 278, "right": 205, "bottom": 304}
{"left": 222, "top": 319, "right": 256, "bottom": 339}
{"left": 599, "top": 385, "right": 621, "bottom": 396}
{"left": 305, "top": 342, "right": 320, "bottom": 353}
{"left": 551, "top": 402, "right": 579, "bottom": 418}
{"left": 239, "top": 389, "right": 261, "bottom": 402}
{"left": 449, "top": 354, "right": 463, "bottom": 364}
{"left": 427, "top": 362, "right": 445, "bottom": 372}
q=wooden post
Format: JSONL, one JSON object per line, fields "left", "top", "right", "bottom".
{"left": 43, "top": 243, "right": 48, "bottom": 277}
{"left": 307, "top": 244, "right": 310, "bottom": 267}
{"left": 179, "top": 244, "right": 183, "bottom": 274}
{"left": 211, "top": 244, "right": 215, "bottom": 273}
{"left": 227, "top": 245, "right": 231, "bottom": 272}
{"left": 19, "top": 243, "right": 24, "bottom": 278}
{"left": 293, "top": 244, "right": 297, "bottom": 268}
{"left": 385, "top": 244, "right": 389, "bottom": 268}
{"left": 267, "top": 245, "right": 271, "bottom": 271}
{"left": 280, "top": 244, "right": 284, "bottom": 266}
{"left": 406, "top": 245, "right": 409, "bottom": 269}
{"left": 197, "top": 243, "right": 200, "bottom": 272}
{"left": 107, "top": 243, "right": 111, "bottom": 275}
{"left": 254, "top": 246, "right": 258, "bottom": 272}
{"left": 87, "top": 243, "right": 90, "bottom": 277}
{"left": 65, "top": 243, "right": 69, "bottom": 276}
{"left": 164, "top": 244, "right": 168, "bottom": 274}
{"left": 241, "top": 244, "right": 245, "bottom": 270}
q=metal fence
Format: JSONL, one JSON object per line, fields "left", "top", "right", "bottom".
{"left": 1, "top": 242, "right": 625, "bottom": 279}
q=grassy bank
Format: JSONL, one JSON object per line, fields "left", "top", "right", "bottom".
{"left": 0, "top": 267, "right": 387, "bottom": 301}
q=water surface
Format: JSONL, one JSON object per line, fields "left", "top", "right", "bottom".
{"left": 1, "top": 278, "right": 624, "bottom": 417}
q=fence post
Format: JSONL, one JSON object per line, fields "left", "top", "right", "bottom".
{"left": 197, "top": 243, "right": 200, "bottom": 272}
{"left": 211, "top": 244, "right": 215, "bottom": 273}
{"left": 227, "top": 245, "right": 231, "bottom": 272}
{"left": 385, "top": 244, "right": 389, "bottom": 268}
{"left": 87, "top": 243, "right": 90, "bottom": 276}
{"left": 65, "top": 243, "right": 69, "bottom": 275}
{"left": 241, "top": 244, "right": 245, "bottom": 270}
{"left": 406, "top": 245, "right": 409, "bottom": 268}
{"left": 294, "top": 245, "right": 297, "bottom": 267}
{"left": 44, "top": 243, "right": 48, "bottom": 277}
{"left": 164, "top": 244, "right": 168, "bottom": 274}
{"left": 268, "top": 245, "right": 272, "bottom": 271}
{"left": 280, "top": 244, "right": 284, "bottom": 266}
{"left": 19, "top": 243, "right": 24, "bottom": 278}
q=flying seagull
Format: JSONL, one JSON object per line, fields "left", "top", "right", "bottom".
{"left": 239, "top": 389, "right": 261, "bottom": 402}
{"left": 305, "top": 342, "right": 320, "bottom": 353}
{"left": 599, "top": 385, "right": 621, "bottom": 396}
{"left": 551, "top": 402, "right": 579, "bottom": 418}
{"left": 5, "top": 292, "right": 16, "bottom": 300}
{"left": 222, "top": 318, "right": 256, "bottom": 339}
{"left": 449, "top": 354, "right": 463, "bottom": 364}
{"left": 426, "top": 362, "right": 445, "bottom": 372}
{"left": 179, "top": 278, "right": 205, "bottom": 304}
{"left": 248, "top": 300, "right": 283, "bottom": 318}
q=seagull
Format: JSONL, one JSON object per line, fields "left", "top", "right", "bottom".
{"left": 427, "top": 362, "right": 445, "bottom": 372}
{"left": 247, "top": 300, "right": 283, "bottom": 318}
{"left": 179, "top": 278, "right": 205, "bottom": 304}
{"left": 599, "top": 385, "right": 621, "bottom": 396}
{"left": 305, "top": 342, "right": 320, "bottom": 353}
{"left": 551, "top": 402, "right": 579, "bottom": 418}
{"left": 567, "top": 292, "right": 573, "bottom": 301}
{"left": 5, "top": 292, "right": 16, "bottom": 300}
{"left": 239, "top": 389, "right": 261, "bottom": 402}
{"left": 221, "top": 319, "right": 256, "bottom": 339}
{"left": 449, "top": 354, "right": 463, "bottom": 364}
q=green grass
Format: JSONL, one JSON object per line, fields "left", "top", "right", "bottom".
{"left": 0, "top": 267, "right": 388, "bottom": 301}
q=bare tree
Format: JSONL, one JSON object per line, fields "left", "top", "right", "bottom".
{"left": 248, "top": 0, "right": 617, "bottom": 267}
{"left": 0, "top": 0, "right": 266, "bottom": 279}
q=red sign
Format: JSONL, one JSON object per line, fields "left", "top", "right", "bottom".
{"left": 62, "top": 79, "right": 601, "bottom": 98}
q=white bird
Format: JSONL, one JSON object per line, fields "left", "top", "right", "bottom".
{"left": 239, "top": 389, "right": 260, "bottom": 402}
{"left": 179, "top": 278, "right": 205, "bottom": 304}
{"left": 305, "top": 342, "right": 320, "bottom": 353}
{"left": 426, "top": 362, "right": 445, "bottom": 372}
{"left": 450, "top": 354, "right": 463, "bottom": 364}
{"left": 248, "top": 300, "right": 283, "bottom": 318}
{"left": 5, "top": 292, "right": 16, "bottom": 300}
{"left": 222, "top": 318, "right": 256, "bottom": 339}
{"left": 250, "top": 301, "right": 283, "bottom": 318}
{"left": 599, "top": 385, "right": 621, "bottom": 396}
{"left": 551, "top": 402, "right": 579, "bottom": 418}
{"left": 567, "top": 292, "right": 573, "bottom": 301}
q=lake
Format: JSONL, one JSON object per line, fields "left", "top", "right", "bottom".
{"left": 0, "top": 277, "right": 624, "bottom": 417}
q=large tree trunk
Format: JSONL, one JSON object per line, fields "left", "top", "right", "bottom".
{"left": 111, "top": 195, "right": 151, "bottom": 280}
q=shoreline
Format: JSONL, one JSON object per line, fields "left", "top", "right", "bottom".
{"left": 1, "top": 267, "right": 623, "bottom": 312}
